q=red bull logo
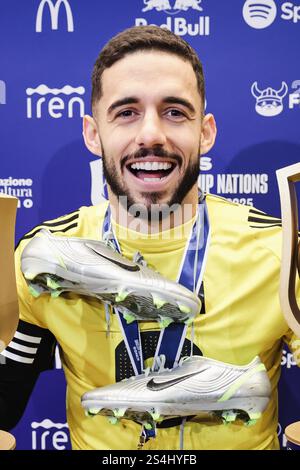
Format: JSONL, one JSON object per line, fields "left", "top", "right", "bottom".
{"left": 136, "top": 0, "right": 209, "bottom": 36}
{"left": 142, "top": 0, "right": 202, "bottom": 13}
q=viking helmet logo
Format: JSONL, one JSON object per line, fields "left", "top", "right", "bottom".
{"left": 251, "top": 82, "right": 288, "bottom": 117}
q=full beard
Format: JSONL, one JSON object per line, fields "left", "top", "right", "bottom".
{"left": 101, "top": 147, "right": 200, "bottom": 221}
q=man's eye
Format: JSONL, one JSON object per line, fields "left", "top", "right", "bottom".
{"left": 116, "top": 109, "right": 135, "bottom": 118}
{"left": 166, "top": 109, "right": 186, "bottom": 119}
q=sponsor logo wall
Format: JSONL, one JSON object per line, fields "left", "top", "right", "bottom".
{"left": 31, "top": 419, "right": 69, "bottom": 450}
{"left": 243, "top": 0, "right": 300, "bottom": 28}
{"left": 0, "top": 0, "right": 299, "bottom": 449}
{"left": 35, "top": 0, "right": 74, "bottom": 32}
{"left": 26, "top": 84, "right": 85, "bottom": 119}
{"left": 136, "top": 0, "right": 210, "bottom": 36}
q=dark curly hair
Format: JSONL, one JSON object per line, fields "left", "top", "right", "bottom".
{"left": 91, "top": 25, "right": 205, "bottom": 112}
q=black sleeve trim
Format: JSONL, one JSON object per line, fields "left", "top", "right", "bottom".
{"left": 0, "top": 319, "right": 56, "bottom": 375}
{"left": 0, "top": 320, "right": 56, "bottom": 430}
{"left": 15, "top": 210, "right": 79, "bottom": 249}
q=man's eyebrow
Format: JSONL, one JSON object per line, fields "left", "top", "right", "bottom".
{"left": 107, "top": 96, "right": 196, "bottom": 115}
{"left": 162, "top": 96, "right": 196, "bottom": 114}
{"left": 107, "top": 97, "right": 139, "bottom": 115}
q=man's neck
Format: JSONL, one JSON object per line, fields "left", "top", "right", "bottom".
{"left": 108, "top": 187, "right": 199, "bottom": 235}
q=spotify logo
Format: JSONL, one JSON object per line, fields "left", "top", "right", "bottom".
{"left": 243, "top": 0, "right": 277, "bottom": 29}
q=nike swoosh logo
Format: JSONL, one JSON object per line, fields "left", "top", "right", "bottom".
{"left": 86, "top": 243, "right": 141, "bottom": 272}
{"left": 147, "top": 369, "right": 205, "bottom": 391}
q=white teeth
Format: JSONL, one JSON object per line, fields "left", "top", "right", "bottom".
{"left": 130, "top": 162, "right": 173, "bottom": 171}
{"left": 144, "top": 177, "right": 162, "bottom": 182}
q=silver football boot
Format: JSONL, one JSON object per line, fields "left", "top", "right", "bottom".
{"left": 81, "top": 355, "right": 271, "bottom": 429}
{"left": 21, "top": 229, "right": 201, "bottom": 325}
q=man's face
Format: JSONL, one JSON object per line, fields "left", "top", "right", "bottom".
{"left": 90, "top": 51, "right": 207, "bottom": 211}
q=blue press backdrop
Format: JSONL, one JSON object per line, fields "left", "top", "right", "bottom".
{"left": 0, "top": 0, "right": 299, "bottom": 449}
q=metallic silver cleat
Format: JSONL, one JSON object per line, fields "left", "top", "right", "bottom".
{"left": 21, "top": 229, "right": 201, "bottom": 324}
{"left": 81, "top": 355, "right": 271, "bottom": 427}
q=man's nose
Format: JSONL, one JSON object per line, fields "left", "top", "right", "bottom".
{"left": 134, "top": 112, "right": 167, "bottom": 148}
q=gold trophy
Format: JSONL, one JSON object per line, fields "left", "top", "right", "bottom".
{"left": 276, "top": 163, "right": 300, "bottom": 450}
{"left": 0, "top": 194, "right": 18, "bottom": 450}
{"left": 0, "top": 194, "right": 19, "bottom": 352}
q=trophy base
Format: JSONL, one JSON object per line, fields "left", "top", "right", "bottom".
{"left": 0, "top": 430, "right": 16, "bottom": 450}
{"left": 285, "top": 422, "right": 300, "bottom": 450}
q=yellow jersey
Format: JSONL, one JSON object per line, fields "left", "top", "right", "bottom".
{"left": 14, "top": 194, "right": 300, "bottom": 450}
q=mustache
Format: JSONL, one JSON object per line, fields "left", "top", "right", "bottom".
{"left": 121, "top": 146, "right": 182, "bottom": 171}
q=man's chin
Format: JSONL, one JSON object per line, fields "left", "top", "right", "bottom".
{"left": 115, "top": 190, "right": 175, "bottom": 216}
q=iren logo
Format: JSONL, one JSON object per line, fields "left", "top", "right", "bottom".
{"left": 26, "top": 84, "right": 85, "bottom": 119}
{"left": 31, "top": 419, "right": 70, "bottom": 450}
{"left": 36, "top": 0, "right": 74, "bottom": 32}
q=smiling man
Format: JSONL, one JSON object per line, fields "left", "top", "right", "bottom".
{"left": 85, "top": 49, "right": 214, "bottom": 207}
{"left": 83, "top": 30, "right": 215, "bottom": 228}
{"left": 1, "top": 26, "right": 299, "bottom": 451}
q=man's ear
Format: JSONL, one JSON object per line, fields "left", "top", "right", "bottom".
{"left": 82, "top": 115, "right": 102, "bottom": 156}
{"left": 200, "top": 113, "right": 217, "bottom": 155}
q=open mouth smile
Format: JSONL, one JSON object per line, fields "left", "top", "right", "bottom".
{"left": 124, "top": 157, "right": 179, "bottom": 190}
